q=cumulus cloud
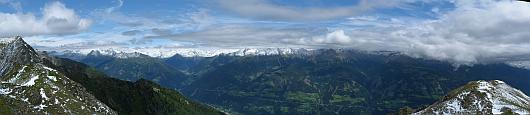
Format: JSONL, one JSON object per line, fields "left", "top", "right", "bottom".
{"left": 0, "top": 1, "right": 91, "bottom": 36}
{"left": 396, "top": 0, "right": 530, "bottom": 64}
{"left": 313, "top": 30, "right": 352, "bottom": 44}
{"left": 291, "top": 30, "right": 353, "bottom": 46}
{"left": 216, "top": 0, "right": 406, "bottom": 21}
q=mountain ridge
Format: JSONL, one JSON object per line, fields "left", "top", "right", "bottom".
{"left": 0, "top": 36, "right": 116, "bottom": 114}
{"left": 1, "top": 36, "right": 224, "bottom": 115}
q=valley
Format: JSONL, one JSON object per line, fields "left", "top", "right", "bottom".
{"left": 53, "top": 48, "right": 530, "bottom": 114}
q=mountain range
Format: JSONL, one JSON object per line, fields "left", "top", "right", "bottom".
{"left": 0, "top": 36, "right": 224, "bottom": 114}
{"left": 48, "top": 48, "right": 315, "bottom": 58}
{"left": 51, "top": 47, "right": 530, "bottom": 114}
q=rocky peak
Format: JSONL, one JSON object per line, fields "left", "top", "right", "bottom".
{"left": 0, "top": 36, "right": 42, "bottom": 77}
{"left": 87, "top": 50, "right": 103, "bottom": 56}
{"left": 0, "top": 36, "right": 116, "bottom": 114}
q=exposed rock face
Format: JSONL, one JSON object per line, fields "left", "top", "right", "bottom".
{"left": 0, "top": 36, "right": 41, "bottom": 77}
{"left": 414, "top": 80, "right": 530, "bottom": 115}
{"left": 0, "top": 36, "right": 116, "bottom": 114}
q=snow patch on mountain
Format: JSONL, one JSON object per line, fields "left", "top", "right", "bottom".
{"left": 0, "top": 63, "right": 116, "bottom": 114}
{"left": 0, "top": 88, "right": 11, "bottom": 94}
{"left": 21, "top": 74, "right": 39, "bottom": 86}
{"left": 229, "top": 48, "right": 314, "bottom": 56}
{"left": 414, "top": 80, "right": 530, "bottom": 115}
{"left": 40, "top": 88, "right": 49, "bottom": 100}
{"left": 0, "top": 36, "right": 117, "bottom": 114}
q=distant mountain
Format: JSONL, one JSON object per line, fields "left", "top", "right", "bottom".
{"left": 51, "top": 48, "right": 315, "bottom": 88}
{"left": 57, "top": 50, "right": 190, "bottom": 88}
{"left": 413, "top": 80, "right": 530, "bottom": 114}
{"left": 50, "top": 48, "right": 313, "bottom": 58}
{"left": 0, "top": 36, "right": 224, "bottom": 115}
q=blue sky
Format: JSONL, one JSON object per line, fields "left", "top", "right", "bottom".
{"left": 2, "top": 0, "right": 530, "bottom": 64}
{"left": 0, "top": 0, "right": 450, "bottom": 33}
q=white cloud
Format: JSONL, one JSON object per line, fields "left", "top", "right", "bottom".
{"left": 106, "top": 0, "right": 124, "bottom": 13}
{"left": 303, "top": 30, "right": 352, "bottom": 44}
{"left": 0, "top": 1, "right": 91, "bottom": 36}
{"left": 26, "top": 29, "right": 134, "bottom": 49}
{"left": 216, "top": 0, "right": 406, "bottom": 21}
{"left": 187, "top": 9, "right": 213, "bottom": 30}
{"left": 325, "top": 30, "right": 352, "bottom": 43}
{"left": 403, "top": 0, "right": 530, "bottom": 64}
{"left": 277, "top": 0, "right": 530, "bottom": 65}
{"left": 336, "top": 0, "right": 530, "bottom": 65}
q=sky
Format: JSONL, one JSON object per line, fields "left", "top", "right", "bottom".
{"left": 1, "top": 0, "right": 530, "bottom": 65}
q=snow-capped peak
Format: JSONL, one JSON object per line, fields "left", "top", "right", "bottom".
{"left": 228, "top": 48, "right": 314, "bottom": 56}
{"left": 161, "top": 48, "right": 314, "bottom": 57}
{"left": 87, "top": 49, "right": 146, "bottom": 59}
{"left": 50, "top": 48, "right": 315, "bottom": 58}
{"left": 414, "top": 80, "right": 530, "bottom": 115}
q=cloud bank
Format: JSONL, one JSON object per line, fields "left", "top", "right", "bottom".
{"left": 0, "top": 1, "right": 91, "bottom": 36}
{"left": 320, "top": 0, "right": 530, "bottom": 65}
{"left": 399, "top": 0, "right": 530, "bottom": 64}
{"left": 155, "top": 0, "right": 530, "bottom": 65}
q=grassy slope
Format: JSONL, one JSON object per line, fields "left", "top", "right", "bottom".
{"left": 81, "top": 55, "right": 188, "bottom": 88}
{"left": 44, "top": 57, "right": 224, "bottom": 115}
